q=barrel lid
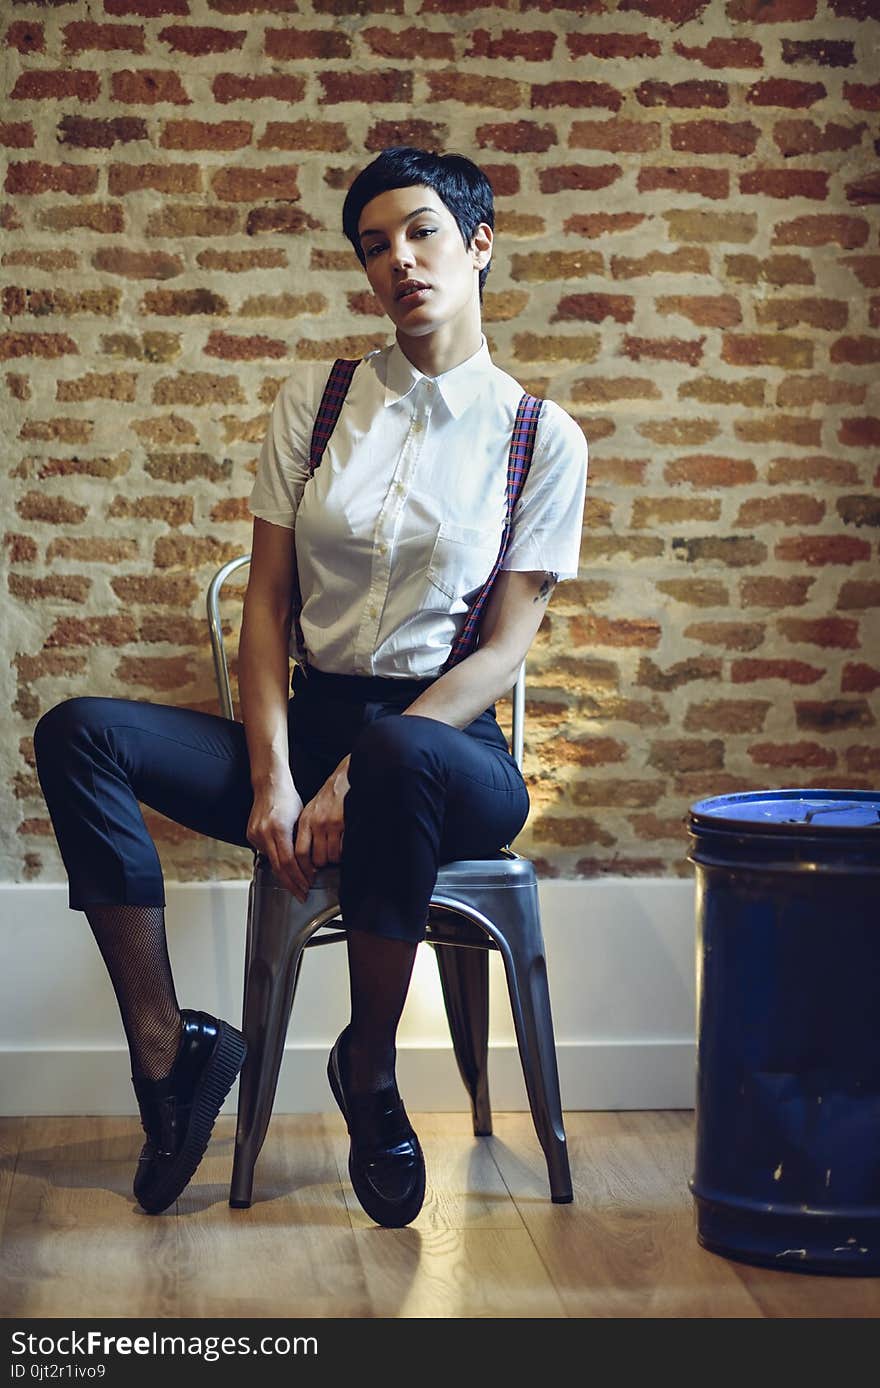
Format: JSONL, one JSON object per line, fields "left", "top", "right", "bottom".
{"left": 689, "top": 788, "right": 880, "bottom": 833}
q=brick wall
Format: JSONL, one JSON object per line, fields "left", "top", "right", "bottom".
{"left": 3, "top": 0, "right": 878, "bottom": 889}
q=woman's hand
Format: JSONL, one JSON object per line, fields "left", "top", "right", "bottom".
{"left": 293, "top": 756, "right": 351, "bottom": 890}
{"left": 246, "top": 774, "right": 312, "bottom": 902}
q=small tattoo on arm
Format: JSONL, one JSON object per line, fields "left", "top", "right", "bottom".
{"left": 534, "top": 572, "right": 558, "bottom": 604}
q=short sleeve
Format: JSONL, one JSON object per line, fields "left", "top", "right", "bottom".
{"left": 501, "top": 400, "right": 587, "bottom": 581}
{"left": 248, "top": 365, "right": 324, "bottom": 530}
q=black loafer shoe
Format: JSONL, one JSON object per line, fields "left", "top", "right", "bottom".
{"left": 132, "top": 1009, "right": 247, "bottom": 1215}
{"left": 327, "top": 1029, "right": 425, "bottom": 1228}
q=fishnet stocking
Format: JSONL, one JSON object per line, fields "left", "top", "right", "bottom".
{"left": 84, "top": 904, "right": 182, "bottom": 1082}
{"left": 345, "top": 930, "right": 418, "bottom": 1096}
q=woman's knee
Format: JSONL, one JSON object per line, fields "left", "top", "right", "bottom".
{"left": 349, "top": 714, "right": 438, "bottom": 787}
{"left": 33, "top": 696, "right": 108, "bottom": 767}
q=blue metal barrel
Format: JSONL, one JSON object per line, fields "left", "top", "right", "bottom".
{"left": 688, "top": 789, "right": 880, "bottom": 1275}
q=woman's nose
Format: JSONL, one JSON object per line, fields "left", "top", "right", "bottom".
{"left": 390, "top": 241, "right": 416, "bottom": 271}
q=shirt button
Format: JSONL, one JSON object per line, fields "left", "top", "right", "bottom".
{"left": 378, "top": 541, "right": 388, "bottom": 555}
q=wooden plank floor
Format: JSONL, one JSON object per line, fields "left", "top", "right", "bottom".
{"left": 1, "top": 1111, "right": 878, "bottom": 1319}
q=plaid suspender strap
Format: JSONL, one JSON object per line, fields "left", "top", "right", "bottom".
{"left": 308, "top": 357, "right": 361, "bottom": 474}
{"left": 443, "top": 392, "right": 544, "bottom": 670}
{"left": 292, "top": 358, "right": 361, "bottom": 663}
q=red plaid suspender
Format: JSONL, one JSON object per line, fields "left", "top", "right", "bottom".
{"left": 443, "top": 391, "right": 543, "bottom": 669}
{"left": 301, "top": 357, "right": 543, "bottom": 669}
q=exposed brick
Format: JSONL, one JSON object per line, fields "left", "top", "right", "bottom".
{"left": 776, "top": 535, "right": 871, "bottom": 565}
{"left": 832, "top": 336, "right": 880, "bottom": 366}
{"left": 740, "top": 169, "right": 828, "bottom": 201}
{"left": 731, "top": 658, "right": 824, "bottom": 685}
{"left": 837, "top": 495, "right": 880, "bottom": 528}
{"left": 20, "top": 418, "right": 93, "bottom": 444}
{"left": 654, "top": 295, "right": 742, "bottom": 330}
{"left": 564, "top": 212, "right": 646, "bottom": 237}
{"left": 636, "top": 80, "right": 728, "bottom": 109}
{"left": 837, "top": 580, "right": 880, "bottom": 609}
{"left": 844, "top": 81, "right": 880, "bottom": 110}
{"left": 111, "top": 70, "right": 191, "bottom": 104}
{"left": 740, "top": 576, "right": 815, "bottom": 608}
{"left": 0, "top": 122, "right": 35, "bottom": 149}
{"left": 159, "top": 24, "right": 246, "bottom": 54}
{"left": 245, "top": 207, "right": 318, "bottom": 236}
{"left": 749, "top": 741, "right": 837, "bottom": 769}
{"left": 152, "top": 372, "right": 245, "bottom": 406}
{"left": 657, "top": 578, "right": 729, "bottom": 606}
{"left": 639, "top": 165, "right": 729, "bottom": 199}
{"left": 56, "top": 372, "right": 137, "bottom": 402}
{"left": 637, "top": 656, "right": 722, "bottom": 691}
{"left": 632, "top": 497, "right": 720, "bottom": 528}
{"left": 778, "top": 376, "right": 865, "bottom": 407}
{"left": 571, "top": 379, "right": 661, "bottom": 405}
{"left": 144, "top": 452, "right": 229, "bottom": 483}
{"left": 796, "top": 699, "right": 874, "bottom": 732}
{"left": 746, "top": 77, "right": 825, "bottom": 108}
{"left": 36, "top": 204, "right": 125, "bottom": 235}
{"left": 782, "top": 37, "right": 854, "bottom": 66}
{"left": 11, "top": 70, "right": 100, "bottom": 102}
{"left": 621, "top": 335, "right": 704, "bottom": 366}
{"left": 469, "top": 29, "right": 556, "bottom": 60}
{"left": 846, "top": 745, "right": 880, "bottom": 774}
{"left": 842, "top": 663, "right": 880, "bottom": 693}
{"left": 140, "top": 288, "right": 228, "bottom": 315}
{"left": 45, "top": 615, "right": 137, "bottom": 650}
{"left": 92, "top": 248, "right": 182, "bottom": 281}
{"left": 104, "top": 0, "right": 188, "bottom": 13}
{"left": 240, "top": 291, "right": 326, "bottom": 317}
{"left": 845, "top": 172, "right": 880, "bottom": 205}
{"left": 296, "top": 334, "right": 387, "bottom": 360}
{"left": 530, "top": 816, "right": 616, "bottom": 849}
{"left": 108, "top": 495, "right": 193, "bottom": 526}
{"left": 4, "top": 287, "right": 120, "bottom": 318}
{"left": 512, "top": 333, "right": 599, "bottom": 362}
{"left": 259, "top": 121, "right": 348, "bottom": 152}
{"left": 587, "top": 457, "right": 647, "bottom": 486}
{"left": 109, "top": 163, "right": 200, "bottom": 195}
{"left": 535, "top": 735, "right": 627, "bottom": 769}
{"left": 213, "top": 74, "right": 305, "bottom": 103}
{"left": 62, "top": 21, "right": 144, "bottom": 52}
{"left": 725, "top": 253, "right": 814, "bottom": 285}
{"left": 568, "top": 119, "right": 661, "bottom": 152}
{"left": 575, "top": 857, "right": 667, "bottom": 879}
{"left": 569, "top": 615, "right": 661, "bottom": 649}
{"left": 45, "top": 538, "right": 139, "bottom": 564}
{"left": 639, "top": 419, "right": 719, "bottom": 446}
{"left": 665, "top": 455, "right": 756, "bottom": 487}
{"left": 628, "top": 813, "right": 688, "bottom": 841}
{"left": 839, "top": 417, "right": 880, "bottom": 447}
{"left": 839, "top": 258, "right": 880, "bottom": 290}
{"left": 146, "top": 205, "right": 239, "bottom": 237}
{"left": 736, "top": 495, "right": 825, "bottom": 526}
{"left": 112, "top": 573, "right": 199, "bottom": 605}
{"left": 679, "top": 376, "right": 765, "bottom": 406}
{"left": 208, "top": 165, "right": 299, "bottom": 202}
{"left": 532, "top": 81, "right": 621, "bottom": 111}
{"left": 722, "top": 334, "right": 813, "bottom": 369}
{"left": 570, "top": 32, "right": 661, "bottom": 59}
{"left": 204, "top": 330, "right": 288, "bottom": 359}
{"left": 482, "top": 289, "right": 530, "bottom": 321}
{"left": 9, "top": 573, "right": 91, "bottom": 603}
{"left": 542, "top": 171, "right": 627, "bottom": 206}
{"left": 161, "top": 120, "right": 252, "bottom": 151}
{"left": 362, "top": 25, "right": 452, "bottom": 58}
{"left": 5, "top": 373, "right": 32, "bottom": 400}
{"left": 200, "top": 248, "right": 287, "bottom": 271}
{"left": 768, "top": 454, "right": 859, "bottom": 486}
{"left": 17, "top": 491, "right": 87, "bottom": 525}
{"left": 611, "top": 247, "right": 711, "bottom": 278}
{"left": 6, "top": 20, "right": 44, "bottom": 52}
{"left": 672, "top": 536, "right": 768, "bottom": 567}
{"left": 778, "top": 616, "right": 860, "bottom": 648}
{"left": 510, "top": 250, "right": 602, "bottom": 283}
{"left": 773, "top": 119, "right": 866, "bottom": 157}
{"left": 321, "top": 70, "right": 412, "bottom": 103}
{"left": 757, "top": 298, "right": 849, "bottom": 332}
{"left": 648, "top": 739, "right": 724, "bottom": 773}
{"left": 685, "top": 699, "right": 771, "bottom": 733}
{"left": 0, "top": 333, "right": 77, "bottom": 361}
{"left": 365, "top": 120, "right": 448, "bottom": 151}
{"left": 672, "top": 37, "right": 763, "bottom": 68}
{"left": 476, "top": 122, "right": 558, "bottom": 154}
{"left": 670, "top": 120, "right": 759, "bottom": 158}
{"left": 58, "top": 116, "right": 148, "bottom": 150}
{"left": 571, "top": 779, "right": 665, "bottom": 808}
{"left": 6, "top": 162, "right": 99, "bottom": 197}
{"left": 684, "top": 620, "right": 765, "bottom": 650}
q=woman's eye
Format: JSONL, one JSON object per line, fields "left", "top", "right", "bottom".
{"left": 414, "top": 227, "right": 435, "bottom": 239}
{"left": 366, "top": 243, "right": 386, "bottom": 258}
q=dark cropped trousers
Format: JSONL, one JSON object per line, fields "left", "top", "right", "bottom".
{"left": 33, "top": 665, "right": 530, "bottom": 944}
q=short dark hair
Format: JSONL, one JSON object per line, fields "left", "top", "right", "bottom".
{"left": 342, "top": 147, "right": 494, "bottom": 299}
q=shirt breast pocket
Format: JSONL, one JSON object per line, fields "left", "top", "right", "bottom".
{"left": 425, "top": 520, "right": 501, "bottom": 602}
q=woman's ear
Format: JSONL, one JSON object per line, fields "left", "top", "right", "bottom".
{"left": 471, "top": 222, "right": 493, "bottom": 271}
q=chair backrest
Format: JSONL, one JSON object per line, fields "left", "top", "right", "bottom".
{"left": 207, "top": 555, "right": 527, "bottom": 771}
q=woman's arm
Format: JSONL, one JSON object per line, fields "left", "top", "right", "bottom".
{"left": 238, "top": 517, "right": 311, "bottom": 899}
{"left": 401, "top": 569, "right": 558, "bottom": 728}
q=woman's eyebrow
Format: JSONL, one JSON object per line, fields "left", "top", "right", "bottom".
{"left": 358, "top": 207, "right": 438, "bottom": 243}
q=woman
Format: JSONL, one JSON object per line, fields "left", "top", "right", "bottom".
{"left": 33, "top": 147, "right": 588, "bottom": 1228}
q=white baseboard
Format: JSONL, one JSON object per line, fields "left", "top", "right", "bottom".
{"left": 0, "top": 878, "right": 697, "bottom": 1115}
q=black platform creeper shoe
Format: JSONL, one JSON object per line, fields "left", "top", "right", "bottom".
{"left": 131, "top": 1010, "right": 247, "bottom": 1215}
{"left": 327, "top": 1028, "right": 426, "bottom": 1228}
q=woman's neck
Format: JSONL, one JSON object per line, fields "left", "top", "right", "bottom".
{"left": 395, "top": 317, "right": 483, "bottom": 380}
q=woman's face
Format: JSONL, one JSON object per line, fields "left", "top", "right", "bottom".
{"left": 356, "top": 184, "right": 492, "bottom": 343}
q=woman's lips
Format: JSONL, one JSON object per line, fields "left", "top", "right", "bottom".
{"left": 396, "top": 286, "right": 431, "bottom": 305}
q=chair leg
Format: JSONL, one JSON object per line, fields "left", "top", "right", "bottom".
{"left": 434, "top": 943, "right": 492, "bottom": 1136}
{"left": 494, "top": 894, "right": 573, "bottom": 1204}
{"left": 230, "top": 865, "right": 313, "bottom": 1209}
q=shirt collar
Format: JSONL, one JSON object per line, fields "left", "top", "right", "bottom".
{"left": 382, "top": 335, "right": 494, "bottom": 419}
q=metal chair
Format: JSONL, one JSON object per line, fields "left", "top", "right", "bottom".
{"left": 207, "top": 554, "right": 573, "bottom": 1209}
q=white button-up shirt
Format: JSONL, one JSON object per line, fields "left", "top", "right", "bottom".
{"left": 248, "top": 335, "right": 587, "bottom": 678}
